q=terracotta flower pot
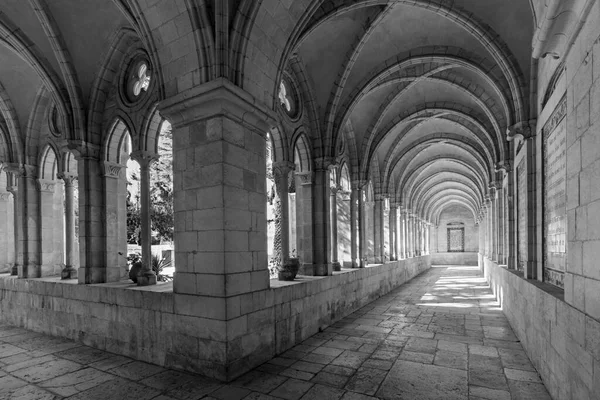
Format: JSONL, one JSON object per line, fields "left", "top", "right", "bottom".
{"left": 278, "top": 258, "right": 300, "bottom": 281}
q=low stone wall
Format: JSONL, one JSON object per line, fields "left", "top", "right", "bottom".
{"left": 431, "top": 252, "right": 478, "bottom": 265}
{"left": 481, "top": 256, "right": 600, "bottom": 400}
{"left": 0, "top": 255, "right": 430, "bottom": 381}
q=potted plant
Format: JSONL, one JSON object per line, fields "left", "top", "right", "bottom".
{"left": 278, "top": 249, "right": 300, "bottom": 281}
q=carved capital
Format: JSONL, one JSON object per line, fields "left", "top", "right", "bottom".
{"left": 59, "top": 140, "right": 101, "bottom": 160}
{"left": 507, "top": 120, "right": 536, "bottom": 144}
{"left": 4, "top": 163, "right": 37, "bottom": 179}
{"left": 314, "top": 157, "right": 335, "bottom": 171}
{"left": 351, "top": 179, "right": 368, "bottom": 190}
{"left": 272, "top": 161, "right": 295, "bottom": 177}
{"left": 37, "top": 179, "right": 56, "bottom": 193}
{"left": 296, "top": 171, "right": 314, "bottom": 186}
{"left": 0, "top": 191, "right": 11, "bottom": 201}
{"left": 374, "top": 193, "right": 388, "bottom": 201}
{"left": 130, "top": 151, "right": 159, "bottom": 169}
{"left": 57, "top": 172, "right": 78, "bottom": 186}
{"left": 101, "top": 162, "right": 124, "bottom": 179}
{"left": 495, "top": 160, "right": 512, "bottom": 173}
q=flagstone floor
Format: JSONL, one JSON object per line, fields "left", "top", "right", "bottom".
{"left": 0, "top": 265, "right": 551, "bottom": 400}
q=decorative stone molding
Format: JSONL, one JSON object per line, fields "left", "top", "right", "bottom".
{"left": 506, "top": 120, "right": 536, "bottom": 144}
{"left": 37, "top": 179, "right": 56, "bottom": 193}
{"left": 159, "top": 77, "right": 277, "bottom": 134}
{"left": 296, "top": 171, "right": 314, "bottom": 186}
{"left": 101, "top": 162, "right": 124, "bottom": 179}
{"left": 57, "top": 172, "right": 78, "bottom": 186}
{"left": 314, "top": 157, "right": 335, "bottom": 171}
{"left": 351, "top": 180, "right": 368, "bottom": 190}
{"left": 130, "top": 151, "right": 159, "bottom": 169}
{"left": 495, "top": 160, "right": 512, "bottom": 173}
{"left": 542, "top": 95, "right": 567, "bottom": 139}
{"left": 59, "top": 139, "right": 101, "bottom": 160}
{"left": 374, "top": 193, "right": 388, "bottom": 201}
{"left": 4, "top": 163, "right": 37, "bottom": 179}
{"left": 0, "top": 191, "right": 11, "bottom": 201}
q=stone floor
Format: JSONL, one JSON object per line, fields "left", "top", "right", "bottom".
{"left": 0, "top": 266, "right": 552, "bottom": 400}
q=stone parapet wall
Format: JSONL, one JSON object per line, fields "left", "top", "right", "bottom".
{"left": 481, "top": 256, "right": 600, "bottom": 400}
{"left": 0, "top": 255, "right": 430, "bottom": 381}
{"left": 431, "top": 252, "right": 478, "bottom": 266}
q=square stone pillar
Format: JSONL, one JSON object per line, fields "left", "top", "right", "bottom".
{"left": 160, "top": 78, "right": 277, "bottom": 380}
{"left": 101, "top": 162, "right": 128, "bottom": 283}
{"left": 0, "top": 190, "right": 12, "bottom": 272}
{"left": 389, "top": 204, "right": 397, "bottom": 261}
{"left": 7, "top": 181, "right": 20, "bottom": 275}
{"left": 350, "top": 184, "right": 361, "bottom": 267}
{"left": 296, "top": 171, "right": 315, "bottom": 275}
{"left": 312, "top": 159, "right": 333, "bottom": 276}
{"left": 373, "top": 195, "right": 385, "bottom": 263}
{"left": 6, "top": 165, "right": 42, "bottom": 278}
{"left": 38, "top": 179, "right": 59, "bottom": 276}
{"left": 75, "top": 151, "right": 109, "bottom": 284}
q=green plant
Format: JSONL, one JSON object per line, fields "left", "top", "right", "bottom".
{"left": 151, "top": 254, "right": 173, "bottom": 282}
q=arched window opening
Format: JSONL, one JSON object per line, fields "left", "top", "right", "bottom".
{"left": 337, "top": 163, "right": 352, "bottom": 268}
{"left": 266, "top": 133, "right": 279, "bottom": 278}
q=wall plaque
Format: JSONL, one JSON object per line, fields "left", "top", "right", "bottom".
{"left": 447, "top": 227, "right": 464, "bottom": 252}
{"left": 517, "top": 158, "right": 527, "bottom": 272}
{"left": 542, "top": 95, "right": 567, "bottom": 288}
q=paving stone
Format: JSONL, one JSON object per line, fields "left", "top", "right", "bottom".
{"left": 11, "top": 358, "right": 82, "bottom": 383}
{"left": 405, "top": 337, "right": 438, "bottom": 354}
{"left": 312, "top": 346, "right": 344, "bottom": 357}
{"left": 280, "top": 368, "right": 315, "bottom": 381}
{"left": 299, "top": 383, "right": 345, "bottom": 400}
{"left": 37, "top": 367, "right": 116, "bottom": 397}
{"left": 498, "top": 349, "right": 536, "bottom": 371}
{"left": 434, "top": 350, "right": 467, "bottom": 370}
{"left": 340, "top": 392, "right": 379, "bottom": 400}
{"left": 232, "top": 370, "right": 287, "bottom": 393}
{"left": 469, "top": 369, "right": 508, "bottom": 390}
{"left": 377, "top": 360, "right": 468, "bottom": 399}
{"left": 437, "top": 340, "right": 468, "bottom": 353}
{"left": 399, "top": 350, "right": 434, "bottom": 364}
{"left": 56, "top": 346, "right": 113, "bottom": 365}
{"left": 331, "top": 351, "right": 370, "bottom": 369}
{"left": 321, "top": 364, "right": 356, "bottom": 377}
{"left": 166, "top": 377, "right": 223, "bottom": 399}
{"left": 311, "top": 371, "right": 349, "bottom": 388}
{"left": 139, "top": 369, "right": 198, "bottom": 391}
{"left": 243, "top": 393, "right": 281, "bottom": 400}
{"left": 210, "top": 385, "right": 251, "bottom": 399}
{"left": 88, "top": 355, "right": 133, "bottom": 371}
{"left": 469, "top": 344, "right": 499, "bottom": 358}
{"left": 507, "top": 379, "right": 552, "bottom": 400}
{"left": 301, "top": 352, "right": 337, "bottom": 365}
{"left": 290, "top": 360, "right": 324, "bottom": 374}
{"left": 6, "top": 384, "right": 57, "bottom": 400}
{"left": 66, "top": 378, "right": 160, "bottom": 400}
{"left": 503, "top": 368, "right": 541, "bottom": 383}
{"left": 344, "top": 367, "right": 385, "bottom": 395}
{"left": 0, "top": 343, "right": 27, "bottom": 359}
{"left": 361, "top": 358, "right": 393, "bottom": 370}
{"left": 109, "top": 360, "right": 165, "bottom": 381}
{"left": 325, "top": 340, "right": 362, "bottom": 351}
{"left": 469, "top": 385, "right": 511, "bottom": 400}
{"left": 269, "top": 378, "right": 313, "bottom": 400}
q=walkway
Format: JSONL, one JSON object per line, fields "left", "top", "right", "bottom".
{"left": 0, "top": 266, "right": 551, "bottom": 400}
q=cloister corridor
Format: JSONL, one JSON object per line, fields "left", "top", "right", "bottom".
{"left": 0, "top": 266, "right": 550, "bottom": 400}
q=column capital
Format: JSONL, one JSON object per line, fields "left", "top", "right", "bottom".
{"left": 374, "top": 193, "right": 388, "bottom": 201}
{"left": 58, "top": 139, "right": 101, "bottom": 160}
{"left": 159, "top": 77, "right": 277, "bottom": 134}
{"left": 351, "top": 179, "right": 368, "bottom": 190}
{"left": 0, "top": 191, "right": 11, "bottom": 201}
{"left": 296, "top": 171, "right": 314, "bottom": 186}
{"left": 130, "top": 151, "right": 159, "bottom": 169}
{"left": 4, "top": 163, "right": 37, "bottom": 179}
{"left": 101, "top": 161, "right": 124, "bottom": 179}
{"left": 272, "top": 161, "right": 295, "bottom": 176}
{"left": 57, "top": 172, "right": 78, "bottom": 186}
{"left": 506, "top": 119, "right": 536, "bottom": 142}
{"left": 37, "top": 179, "right": 56, "bottom": 193}
{"left": 390, "top": 202, "right": 401, "bottom": 209}
{"left": 314, "top": 157, "right": 335, "bottom": 171}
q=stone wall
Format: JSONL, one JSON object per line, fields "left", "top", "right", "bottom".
{"left": 433, "top": 205, "right": 478, "bottom": 253}
{"left": 0, "top": 255, "right": 430, "bottom": 381}
{"left": 481, "top": 257, "right": 600, "bottom": 400}
{"left": 431, "top": 252, "right": 478, "bottom": 265}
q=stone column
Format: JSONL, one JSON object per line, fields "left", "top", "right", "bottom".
{"left": 329, "top": 185, "right": 341, "bottom": 271}
{"left": 495, "top": 184, "right": 504, "bottom": 262}
{"left": 338, "top": 189, "right": 351, "bottom": 267}
{"left": 389, "top": 203, "right": 398, "bottom": 261}
{"left": 101, "top": 161, "right": 127, "bottom": 283}
{"left": 58, "top": 173, "right": 78, "bottom": 279}
{"left": 7, "top": 181, "right": 19, "bottom": 275}
{"left": 131, "top": 151, "right": 159, "bottom": 286}
{"left": 159, "top": 78, "right": 277, "bottom": 380}
{"left": 296, "top": 171, "right": 315, "bottom": 275}
{"left": 373, "top": 195, "right": 385, "bottom": 263}
{"left": 410, "top": 213, "right": 416, "bottom": 258}
{"left": 400, "top": 208, "right": 407, "bottom": 259}
{"left": 0, "top": 190, "right": 11, "bottom": 272}
{"left": 272, "top": 161, "right": 295, "bottom": 265}
{"left": 38, "top": 179, "right": 58, "bottom": 277}
{"left": 313, "top": 158, "right": 333, "bottom": 276}
{"left": 351, "top": 183, "right": 362, "bottom": 268}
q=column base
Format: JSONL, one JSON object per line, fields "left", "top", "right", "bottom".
{"left": 314, "top": 263, "right": 333, "bottom": 276}
{"left": 11, "top": 264, "right": 18, "bottom": 276}
{"left": 299, "top": 263, "right": 315, "bottom": 276}
{"left": 61, "top": 266, "right": 78, "bottom": 280}
{"left": 331, "top": 262, "right": 342, "bottom": 272}
{"left": 137, "top": 271, "right": 157, "bottom": 286}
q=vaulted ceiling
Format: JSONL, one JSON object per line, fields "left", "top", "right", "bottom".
{"left": 291, "top": 0, "right": 535, "bottom": 223}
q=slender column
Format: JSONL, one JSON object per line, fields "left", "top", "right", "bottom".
{"left": 59, "top": 173, "right": 78, "bottom": 279}
{"left": 495, "top": 185, "right": 504, "bottom": 262}
{"left": 410, "top": 213, "right": 416, "bottom": 257}
{"left": 329, "top": 185, "right": 341, "bottom": 271}
{"left": 373, "top": 195, "right": 385, "bottom": 263}
{"left": 313, "top": 158, "right": 333, "bottom": 276}
{"left": 490, "top": 186, "right": 498, "bottom": 261}
{"left": 38, "top": 179, "right": 58, "bottom": 277}
{"left": 350, "top": 183, "right": 361, "bottom": 268}
{"left": 338, "top": 190, "right": 351, "bottom": 267}
{"left": 0, "top": 190, "right": 11, "bottom": 272}
{"left": 130, "top": 151, "right": 159, "bottom": 286}
{"left": 389, "top": 204, "right": 398, "bottom": 261}
{"left": 406, "top": 211, "right": 412, "bottom": 258}
{"left": 485, "top": 197, "right": 492, "bottom": 257}
{"left": 296, "top": 171, "right": 315, "bottom": 275}
{"left": 273, "top": 161, "right": 295, "bottom": 265}
{"left": 400, "top": 208, "right": 407, "bottom": 259}
{"left": 7, "top": 182, "right": 19, "bottom": 275}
